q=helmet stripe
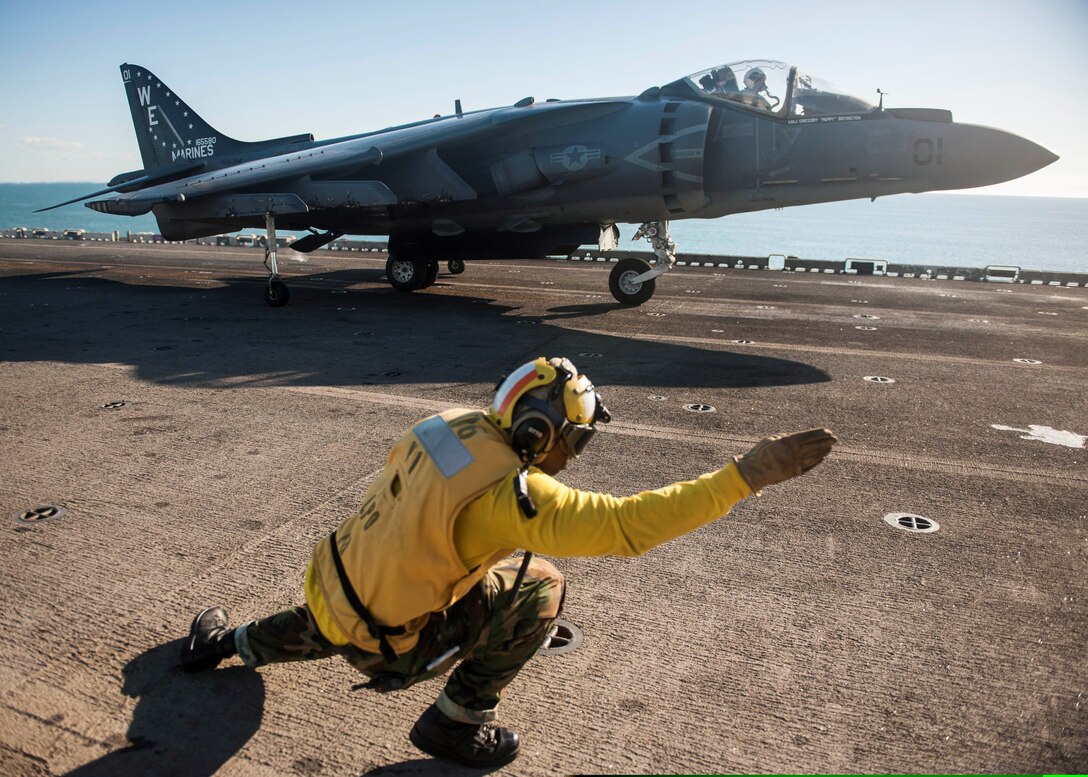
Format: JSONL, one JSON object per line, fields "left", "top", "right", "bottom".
{"left": 495, "top": 363, "right": 541, "bottom": 419}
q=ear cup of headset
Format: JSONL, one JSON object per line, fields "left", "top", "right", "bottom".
{"left": 511, "top": 412, "right": 555, "bottom": 461}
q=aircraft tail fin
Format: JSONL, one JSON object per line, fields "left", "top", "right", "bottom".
{"left": 120, "top": 63, "right": 231, "bottom": 171}
{"left": 119, "top": 63, "right": 313, "bottom": 171}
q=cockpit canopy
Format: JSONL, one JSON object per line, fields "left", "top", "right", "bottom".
{"left": 682, "top": 60, "right": 875, "bottom": 118}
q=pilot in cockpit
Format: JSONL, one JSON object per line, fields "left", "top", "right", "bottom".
{"left": 740, "top": 67, "right": 773, "bottom": 110}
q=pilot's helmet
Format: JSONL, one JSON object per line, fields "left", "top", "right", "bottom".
{"left": 745, "top": 67, "right": 766, "bottom": 90}
{"left": 490, "top": 356, "right": 611, "bottom": 463}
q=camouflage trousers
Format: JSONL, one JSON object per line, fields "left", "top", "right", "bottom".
{"left": 234, "top": 556, "right": 564, "bottom": 724}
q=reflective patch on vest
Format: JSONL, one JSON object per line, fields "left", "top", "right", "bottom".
{"left": 415, "top": 416, "right": 475, "bottom": 479}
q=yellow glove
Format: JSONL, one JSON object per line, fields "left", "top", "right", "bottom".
{"left": 734, "top": 428, "right": 837, "bottom": 495}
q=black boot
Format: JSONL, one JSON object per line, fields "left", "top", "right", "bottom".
{"left": 409, "top": 704, "right": 520, "bottom": 768}
{"left": 180, "top": 606, "right": 238, "bottom": 672}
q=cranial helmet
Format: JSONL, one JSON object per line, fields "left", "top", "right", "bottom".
{"left": 490, "top": 356, "right": 611, "bottom": 463}
{"left": 745, "top": 67, "right": 766, "bottom": 89}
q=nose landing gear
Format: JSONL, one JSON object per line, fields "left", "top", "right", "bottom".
{"left": 607, "top": 220, "right": 677, "bottom": 305}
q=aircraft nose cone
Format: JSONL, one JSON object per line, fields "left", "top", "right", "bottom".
{"left": 1005, "top": 133, "right": 1059, "bottom": 174}
{"left": 944, "top": 124, "right": 1059, "bottom": 188}
{"left": 1035, "top": 145, "right": 1060, "bottom": 170}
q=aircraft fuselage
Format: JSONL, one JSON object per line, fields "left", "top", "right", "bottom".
{"left": 66, "top": 61, "right": 1057, "bottom": 305}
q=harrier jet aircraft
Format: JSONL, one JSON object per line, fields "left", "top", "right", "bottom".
{"left": 44, "top": 60, "right": 1057, "bottom": 306}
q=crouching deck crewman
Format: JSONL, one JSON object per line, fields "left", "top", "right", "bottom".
{"left": 180, "top": 356, "right": 837, "bottom": 768}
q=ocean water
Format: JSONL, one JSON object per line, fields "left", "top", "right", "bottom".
{"left": 2, "top": 183, "right": 1085, "bottom": 274}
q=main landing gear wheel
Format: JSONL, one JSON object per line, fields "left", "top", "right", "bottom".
{"left": 386, "top": 256, "right": 427, "bottom": 291}
{"left": 264, "top": 280, "right": 290, "bottom": 307}
{"left": 609, "top": 258, "right": 656, "bottom": 306}
{"left": 446, "top": 258, "right": 465, "bottom": 275}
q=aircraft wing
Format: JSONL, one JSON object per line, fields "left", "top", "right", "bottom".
{"left": 88, "top": 137, "right": 391, "bottom": 217}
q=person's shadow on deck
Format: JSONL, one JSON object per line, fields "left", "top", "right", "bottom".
{"left": 66, "top": 640, "right": 264, "bottom": 776}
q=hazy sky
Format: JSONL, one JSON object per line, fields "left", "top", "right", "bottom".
{"left": 1, "top": 0, "right": 1085, "bottom": 196}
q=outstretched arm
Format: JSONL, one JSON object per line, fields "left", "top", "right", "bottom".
{"left": 455, "top": 429, "right": 836, "bottom": 566}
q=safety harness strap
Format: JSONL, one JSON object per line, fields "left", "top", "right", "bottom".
{"left": 327, "top": 531, "right": 404, "bottom": 664}
{"left": 507, "top": 468, "right": 537, "bottom": 609}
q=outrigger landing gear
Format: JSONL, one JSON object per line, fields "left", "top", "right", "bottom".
{"left": 607, "top": 220, "right": 677, "bottom": 306}
{"left": 263, "top": 212, "right": 289, "bottom": 307}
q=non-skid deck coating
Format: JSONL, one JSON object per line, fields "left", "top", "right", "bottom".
{"left": 0, "top": 240, "right": 1085, "bottom": 775}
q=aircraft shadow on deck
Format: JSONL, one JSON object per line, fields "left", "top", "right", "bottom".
{"left": 0, "top": 270, "right": 830, "bottom": 390}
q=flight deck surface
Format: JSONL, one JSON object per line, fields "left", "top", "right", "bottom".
{"left": 0, "top": 240, "right": 1085, "bottom": 775}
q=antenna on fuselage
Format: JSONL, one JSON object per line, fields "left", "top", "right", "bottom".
{"left": 455, "top": 99, "right": 463, "bottom": 117}
{"left": 876, "top": 88, "right": 888, "bottom": 111}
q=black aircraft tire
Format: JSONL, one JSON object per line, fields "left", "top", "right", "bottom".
{"left": 386, "top": 256, "right": 426, "bottom": 291}
{"left": 609, "top": 258, "right": 656, "bottom": 306}
{"left": 265, "top": 280, "right": 290, "bottom": 307}
{"left": 420, "top": 261, "right": 440, "bottom": 288}
{"left": 447, "top": 259, "right": 465, "bottom": 275}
